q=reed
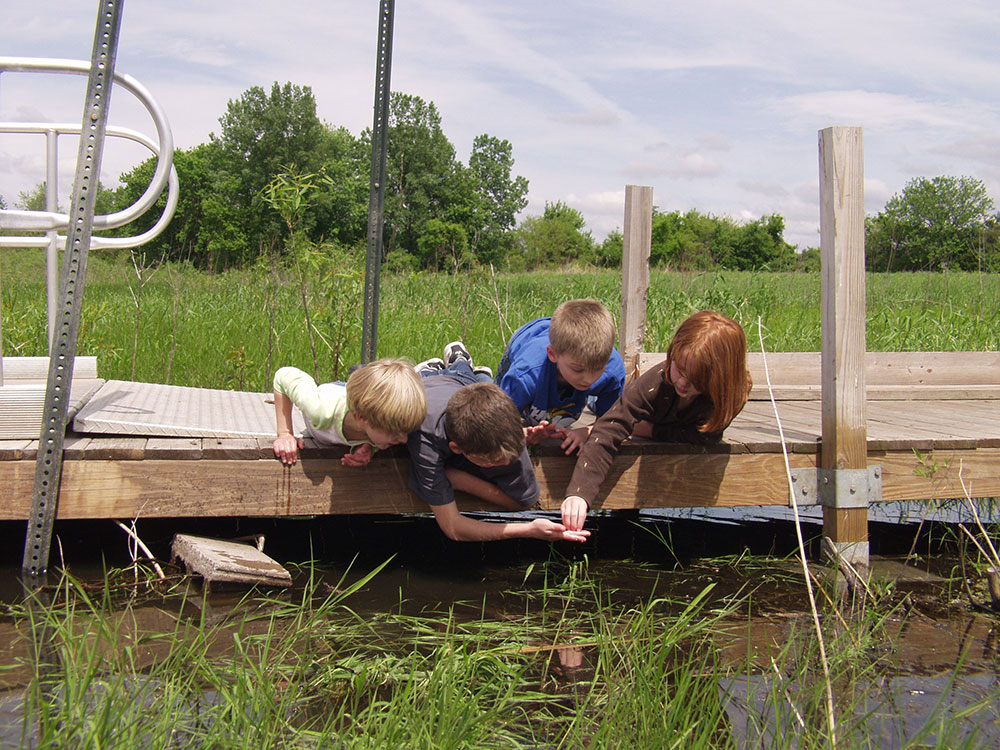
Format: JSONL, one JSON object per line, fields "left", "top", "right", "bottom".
{"left": 2, "top": 249, "right": 997, "bottom": 391}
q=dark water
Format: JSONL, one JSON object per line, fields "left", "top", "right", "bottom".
{"left": 1, "top": 502, "right": 998, "bottom": 747}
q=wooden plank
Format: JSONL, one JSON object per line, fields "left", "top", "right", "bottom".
{"left": 1, "top": 446, "right": 998, "bottom": 521}
{"left": 171, "top": 534, "right": 291, "bottom": 587}
{"left": 620, "top": 185, "right": 653, "bottom": 384}
{"left": 62, "top": 434, "right": 92, "bottom": 459}
{"left": 873, "top": 448, "right": 1000, "bottom": 502}
{"left": 202, "top": 438, "right": 260, "bottom": 460}
{"left": 0, "top": 440, "right": 31, "bottom": 460}
{"left": 145, "top": 437, "right": 203, "bottom": 460}
{"left": 81, "top": 437, "right": 148, "bottom": 460}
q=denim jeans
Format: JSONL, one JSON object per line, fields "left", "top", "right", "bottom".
{"left": 418, "top": 358, "right": 492, "bottom": 384}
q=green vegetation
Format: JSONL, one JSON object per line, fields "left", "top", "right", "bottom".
{"left": 4, "top": 550, "right": 997, "bottom": 748}
{"left": 1, "top": 249, "right": 998, "bottom": 388}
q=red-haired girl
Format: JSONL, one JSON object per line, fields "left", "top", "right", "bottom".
{"left": 561, "top": 310, "right": 752, "bottom": 530}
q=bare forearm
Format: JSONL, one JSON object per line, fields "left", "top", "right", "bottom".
{"left": 444, "top": 468, "right": 524, "bottom": 511}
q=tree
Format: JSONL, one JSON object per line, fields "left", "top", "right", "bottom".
{"left": 211, "top": 82, "right": 327, "bottom": 256}
{"left": 866, "top": 176, "right": 996, "bottom": 271}
{"left": 377, "top": 93, "right": 464, "bottom": 263}
{"left": 513, "top": 201, "right": 594, "bottom": 269}
{"left": 466, "top": 134, "right": 529, "bottom": 264}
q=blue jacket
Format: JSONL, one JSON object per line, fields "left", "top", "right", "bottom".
{"left": 496, "top": 317, "right": 625, "bottom": 428}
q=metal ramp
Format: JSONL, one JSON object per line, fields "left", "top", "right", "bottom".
{"left": 72, "top": 379, "right": 306, "bottom": 439}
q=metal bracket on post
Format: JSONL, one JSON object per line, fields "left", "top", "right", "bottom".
{"left": 788, "top": 466, "right": 882, "bottom": 508}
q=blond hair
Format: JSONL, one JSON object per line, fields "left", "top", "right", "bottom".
{"left": 666, "top": 310, "right": 752, "bottom": 434}
{"left": 549, "top": 298, "right": 616, "bottom": 370}
{"left": 346, "top": 359, "right": 427, "bottom": 434}
{"left": 445, "top": 383, "right": 524, "bottom": 462}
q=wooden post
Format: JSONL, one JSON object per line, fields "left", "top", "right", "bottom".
{"left": 818, "top": 126, "right": 869, "bottom": 568}
{"left": 620, "top": 185, "right": 653, "bottom": 384}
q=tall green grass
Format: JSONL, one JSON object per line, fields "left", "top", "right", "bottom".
{"left": 1, "top": 249, "right": 998, "bottom": 390}
{"left": 5, "top": 553, "right": 997, "bottom": 748}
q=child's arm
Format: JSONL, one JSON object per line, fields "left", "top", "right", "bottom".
{"left": 445, "top": 468, "right": 526, "bottom": 510}
{"left": 273, "top": 390, "right": 304, "bottom": 465}
{"left": 430, "top": 501, "right": 591, "bottom": 543}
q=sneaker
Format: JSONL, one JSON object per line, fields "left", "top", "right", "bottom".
{"left": 443, "top": 341, "right": 472, "bottom": 367}
{"left": 414, "top": 357, "right": 445, "bottom": 374}
{"left": 473, "top": 365, "right": 493, "bottom": 379}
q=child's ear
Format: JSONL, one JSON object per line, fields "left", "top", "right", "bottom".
{"left": 546, "top": 345, "right": 559, "bottom": 364}
{"left": 447, "top": 440, "right": 463, "bottom": 455}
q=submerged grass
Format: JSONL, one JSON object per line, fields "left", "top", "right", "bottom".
{"left": 3, "top": 550, "right": 998, "bottom": 749}
{"left": 1, "top": 249, "right": 998, "bottom": 389}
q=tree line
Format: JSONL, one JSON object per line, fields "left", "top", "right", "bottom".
{"left": 6, "top": 81, "right": 1000, "bottom": 273}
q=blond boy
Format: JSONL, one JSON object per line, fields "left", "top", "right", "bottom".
{"left": 273, "top": 358, "right": 426, "bottom": 467}
{"left": 495, "top": 299, "right": 626, "bottom": 454}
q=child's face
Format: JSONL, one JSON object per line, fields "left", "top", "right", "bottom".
{"left": 364, "top": 424, "right": 409, "bottom": 450}
{"left": 547, "top": 347, "right": 605, "bottom": 392}
{"left": 668, "top": 359, "right": 701, "bottom": 399}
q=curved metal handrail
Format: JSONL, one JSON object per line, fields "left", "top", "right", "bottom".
{"left": 0, "top": 56, "right": 178, "bottom": 249}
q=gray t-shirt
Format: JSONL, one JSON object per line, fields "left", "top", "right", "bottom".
{"left": 407, "top": 374, "right": 539, "bottom": 508}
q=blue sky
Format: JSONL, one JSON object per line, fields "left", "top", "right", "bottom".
{"left": 3, "top": 1, "right": 999, "bottom": 249}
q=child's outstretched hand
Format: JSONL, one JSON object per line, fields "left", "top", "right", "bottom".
{"left": 529, "top": 517, "right": 591, "bottom": 542}
{"left": 341, "top": 443, "right": 374, "bottom": 468}
{"left": 561, "top": 496, "right": 589, "bottom": 531}
{"left": 273, "top": 434, "right": 304, "bottom": 465}
{"left": 524, "top": 421, "right": 557, "bottom": 445}
{"left": 531, "top": 518, "right": 590, "bottom": 542}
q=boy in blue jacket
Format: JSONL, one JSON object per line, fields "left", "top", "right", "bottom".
{"left": 496, "top": 299, "right": 625, "bottom": 455}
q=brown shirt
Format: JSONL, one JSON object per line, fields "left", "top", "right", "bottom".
{"left": 566, "top": 362, "right": 725, "bottom": 505}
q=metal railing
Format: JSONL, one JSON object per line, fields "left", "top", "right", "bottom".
{"left": 0, "top": 56, "right": 179, "bottom": 347}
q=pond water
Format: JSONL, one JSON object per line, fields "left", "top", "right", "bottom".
{"left": 0, "top": 502, "right": 998, "bottom": 747}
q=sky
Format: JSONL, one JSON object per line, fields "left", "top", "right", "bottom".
{"left": 3, "top": 1, "right": 999, "bottom": 250}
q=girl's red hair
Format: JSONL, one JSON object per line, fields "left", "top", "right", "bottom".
{"left": 666, "top": 310, "right": 752, "bottom": 433}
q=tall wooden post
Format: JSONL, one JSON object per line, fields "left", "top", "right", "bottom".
{"left": 620, "top": 185, "right": 653, "bottom": 384}
{"left": 818, "top": 126, "right": 870, "bottom": 568}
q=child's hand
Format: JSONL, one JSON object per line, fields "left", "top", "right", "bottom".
{"left": 341, "top": 443, "right": 374, "bottom": 467}
{"left": 555, "top": 426, "right": 590, "bottom": 455}
{"left": 273, "top": 434, "right": 304, "bottom": 465}
{"left": 561, "top": 496, "right": 589, "bottom": 531}
{"left": 529, "top": 517, "right": 591, "bottom": 542}
{"left": 524, "top": 421, "right": 556, "bottom": 445}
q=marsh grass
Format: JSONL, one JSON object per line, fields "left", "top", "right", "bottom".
{"left": 1, "top": 249, "right": 997, "bottom": 390}
{"left": 4, "top": 550, "right": 998, "bottom": 749}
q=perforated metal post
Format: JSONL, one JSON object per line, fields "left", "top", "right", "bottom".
{"left": 361, "top": 0, "right": 395, "bottom": 364}
{"left": 22, "top": 0, "right": 124, "bottom": 579}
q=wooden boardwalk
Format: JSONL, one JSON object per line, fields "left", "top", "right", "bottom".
{"left": 2, "top": 352, "right": 998, "bottom": 522}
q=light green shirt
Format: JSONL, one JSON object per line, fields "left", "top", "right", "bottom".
{"left": 273, "top": 366, "right": 368, "bottom": 448}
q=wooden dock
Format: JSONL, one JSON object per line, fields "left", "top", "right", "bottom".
{"left": 2, "top": 351, "right": 998, "bottom": 522}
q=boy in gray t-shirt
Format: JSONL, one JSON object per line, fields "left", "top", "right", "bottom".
{"left": 409, "top": 362, "right": 589, "bottom": 543}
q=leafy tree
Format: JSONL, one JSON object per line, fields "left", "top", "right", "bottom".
{"left": 513, "top": 201, "right": 594, "bottom": 269}
{"left": 211, "top": 82, "right": 327, "bottom": 257}
{"left": 866, "top": 176, "right": 996, "bottom": 271}
{"left": 417, "top": 218, "right": 470, "bottom": 271}
{"left": 110, "top": 144, "right": 223, "bottom": 266}
{"left": 593, "top": 229, "right": 623, "bottom": 268}
{"left": 466, "top": 134, "right": 529, "bottom": 264}
{"left": 377, "top": 93, "right": 463, "bottom": 263}
{"left": 650, "top": 209, "right": 716, "bottom": 270}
